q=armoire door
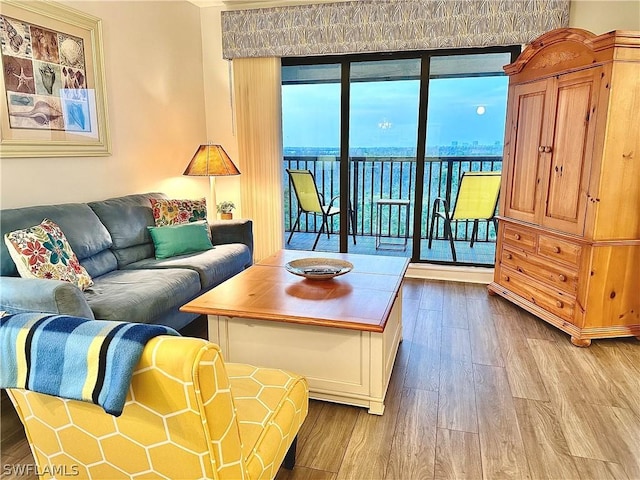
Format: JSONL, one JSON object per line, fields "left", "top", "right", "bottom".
{"left": 542, "top": 68, "right": 600, "bottom": 236}
{"left": 502, "top": 79, "right": 549, "bottom": 225}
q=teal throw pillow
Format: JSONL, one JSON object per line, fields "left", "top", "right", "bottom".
{"left": 147, "top": 221, "right": 213, "bottom": 259}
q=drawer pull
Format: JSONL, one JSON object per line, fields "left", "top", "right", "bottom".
{"left": 556, "top": 300, "right": 564, "bottom": 308}
{"left": 538, "top": 146, "right": 545, "bottom": 153}
{"left": 505, "top": 253, "right": 513, "bottom": 260}
{"left": 514, "top": 233, "right": 521, "bottom": 240}
{"left": 558, "top": 274, "right": 567, "bottom": 282}
{"left": 544, "top": 146, "right": 552, "bottom": 153}
{"left": 503, "top": 275, "right": 510, "bottom": 282}
{"left": 553, "top": 246, "right": 561, "bottom": 254}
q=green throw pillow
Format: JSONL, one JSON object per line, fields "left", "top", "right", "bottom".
{"left": 147, "top": 221, "right": 213, "bottom": 259}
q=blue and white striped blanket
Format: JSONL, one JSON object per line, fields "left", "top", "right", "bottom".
{"left": 0, "top": 313, "right": 179, "bottom": 416}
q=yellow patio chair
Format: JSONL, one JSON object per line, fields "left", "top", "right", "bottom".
{"left": 286, "top": 169, "right": 356, "bottom": 250}
{"left": 5, "top": 335, "right": 309, "bottom": 480}
{"left": 427, "top": 171, "right": 502, "bottom": 261}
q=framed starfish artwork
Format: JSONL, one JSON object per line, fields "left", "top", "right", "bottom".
{"left": 0, "top": 1, "right": 110, "bottom": 157}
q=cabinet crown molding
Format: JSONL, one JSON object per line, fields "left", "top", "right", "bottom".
{"left": 505, "top": 28, "right": 640, "bottom": 78}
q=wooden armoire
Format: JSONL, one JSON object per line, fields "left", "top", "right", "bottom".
{"left": 488, "top": 28, "right": 640, "bottom": 347}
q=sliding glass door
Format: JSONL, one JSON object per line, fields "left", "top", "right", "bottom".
{"left": 281, "top": 63, "right": 344, "bottom": 252}
{"left": 418, "top": 52, "right": 513, "bottom": 264}
{"left": 349, "top": 59, "right": 420, "bottom": 257}
{"left": 282, "top": 46, "right": 519, "bottom": 265}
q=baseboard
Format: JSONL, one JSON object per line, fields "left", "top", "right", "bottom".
{"left": 406, "top": 263, "right": 494, "bottom": 284}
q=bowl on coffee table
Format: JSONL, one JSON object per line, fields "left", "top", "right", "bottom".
{"left": 285, "top": 258, "right": 353, "bottom": 280}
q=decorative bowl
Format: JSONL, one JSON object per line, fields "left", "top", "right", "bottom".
{"left": 285, "top": 258, "right": 353, "bottom": 280}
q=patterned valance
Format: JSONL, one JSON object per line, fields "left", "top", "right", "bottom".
{"left": 221, "top": 0, "right": 570, "bottom": 59}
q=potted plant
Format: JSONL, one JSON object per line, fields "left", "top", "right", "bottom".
{"left": 217, "top": 201, "right": 235, "bottom": 220}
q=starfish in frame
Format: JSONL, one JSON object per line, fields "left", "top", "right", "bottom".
{"left": 13, "top": 66, "right": 33, "bottom": 92}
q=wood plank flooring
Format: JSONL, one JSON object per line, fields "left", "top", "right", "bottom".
{"left": 276, "top": 279, "right": 640, "bottom": 480}
{"left": 2, "top": 279, "right": 640, "bottom": 480}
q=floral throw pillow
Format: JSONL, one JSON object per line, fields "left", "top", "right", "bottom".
{"left": 3, "top": 218, "right": 94, "bottom": 291}
{"left": 150, "top": 198, "right": 208, "bottom": 227}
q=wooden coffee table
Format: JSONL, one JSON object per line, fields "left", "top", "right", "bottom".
{"left": 181, "top": 250, "right": 408, "bottom": 415}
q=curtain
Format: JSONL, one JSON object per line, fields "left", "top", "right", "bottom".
{"left": 233, "top": 57, "right": 283, "bottom": 262}
{"left": 222, "top": 0, "right": 570, "bottom": 59}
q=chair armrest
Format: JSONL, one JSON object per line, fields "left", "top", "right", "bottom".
{"left": 210, "top": 219, "right": 253, "bottom": 258}
{"left": 0, "top": 277, "right": 94, "bottom": 319}
{"left": 326, "top": 194, "right": 340, "bottom": 210}
{"left": 432, "top": 196, "right": 449, "bottom": 210}
{"left": 431, "top": 197, "right": 451, "bottom": 220}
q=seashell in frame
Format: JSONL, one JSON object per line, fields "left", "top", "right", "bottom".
{"left": 9, "top": 100, "right": 63, "bottom": 126}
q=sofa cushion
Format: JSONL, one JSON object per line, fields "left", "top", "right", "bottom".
{"left": 147, "top": 221, "right": 213, "bottom": 259}
{"left": 227, "top": 363, "right": 309, "bottom": 480}
{"left": 150, "top": 197, "right": 208, "bottom": 227}
{"left": 4, "top": 219, "right": 94, "bottom": 291}
{"left": 83, "top": 268, "right": 201, "bottom": 324}
{"left": 88, "top": 193, "right": 166, "bottom": 268}
{"left": 124, "top": 243, "right": 251, "bottom": 290}
{"left": 0, "top": 203, "right": 113, "bottom": 277}
{"left": 80, "top": 250, "right": 118, "bottom": 280}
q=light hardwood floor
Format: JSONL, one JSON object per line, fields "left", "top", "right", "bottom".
{"left": 274, "top": 279, "right": 640, "bottom": 480}
{"left": 2, "top": 279, "right": 639, "bottom": 480}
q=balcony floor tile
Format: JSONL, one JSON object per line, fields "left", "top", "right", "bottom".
{"left": 285, "top": 232, "right": 496, "bottom": 266}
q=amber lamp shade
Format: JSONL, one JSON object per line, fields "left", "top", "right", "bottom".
{"left": 183, "top": 144, "right": 240, "bottom": 220}
{"left": 183, "top": 145, "right": 240, "bottom": 177}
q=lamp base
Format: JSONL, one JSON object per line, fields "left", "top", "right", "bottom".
{"left": 209, "top": 176, "right": 217, "bottom": 222}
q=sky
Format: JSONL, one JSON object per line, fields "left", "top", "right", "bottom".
{"left": 282, "top": 76, "right": 509, "bottom": 150}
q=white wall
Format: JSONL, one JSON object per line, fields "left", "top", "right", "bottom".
{"left": 0, "top": 1, "right": 208, "bottom": 209}
{"left": 570, "top": 0, "right": 640, "bottom": 33}
{"left": 199, "top": 6, "right": 242, "bottom": 215}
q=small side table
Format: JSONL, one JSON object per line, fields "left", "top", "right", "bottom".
{"left": 375, "top": 198, "right": 411, "bottom": 250}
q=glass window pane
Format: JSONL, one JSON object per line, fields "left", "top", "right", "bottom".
{"left": 349, "top": 59, "right": 420, "bottom": 257}
{"left": 420, "top": 53, "right": 509, "bottom": 265}
{"left": 426, "top": 76, "right": 508, "bottom": 156}
{"left": 430, "top": 52, "right": 512, "bottom": 77}
{"left": 282, "top": 64, "right": 342, "bottom": 252}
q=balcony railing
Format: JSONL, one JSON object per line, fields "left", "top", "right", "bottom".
{"left": 284, "top": 155, "right": 502, "bottom": 245}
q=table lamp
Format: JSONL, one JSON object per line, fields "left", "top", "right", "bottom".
{"left": 183, "top": 144, "right": 240, "bottom": 219}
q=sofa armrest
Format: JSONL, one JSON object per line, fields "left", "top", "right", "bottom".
{"left": 0, "top": 277, "right": 94, "bottom": 319}
{"left": 210, "top": 219, "right": 253, "bottom": 258}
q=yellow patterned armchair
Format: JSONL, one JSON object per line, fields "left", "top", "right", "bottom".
{"left": 5, "top": 336, "right": 309, "bottom": 480}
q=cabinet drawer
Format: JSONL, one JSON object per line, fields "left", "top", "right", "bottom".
{"left": 502, "top": 225, "right": 536, "bottom": 252}
{"left": 498, "top": 266, "right": 576, "bottom": 322}
{"left": 538, "top": 235, "right": 582, "bottom": 266}
{"left": 501, "top": 246, "right": 578, "bottom": 294}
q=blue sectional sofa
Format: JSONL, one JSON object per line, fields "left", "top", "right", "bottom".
{"left": 0, "top": 193, "right": 253, "bottom": 330}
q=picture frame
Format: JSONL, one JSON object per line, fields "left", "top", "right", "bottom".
{"left": 0, "top": 0, "right": 110, "bottom": 157}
